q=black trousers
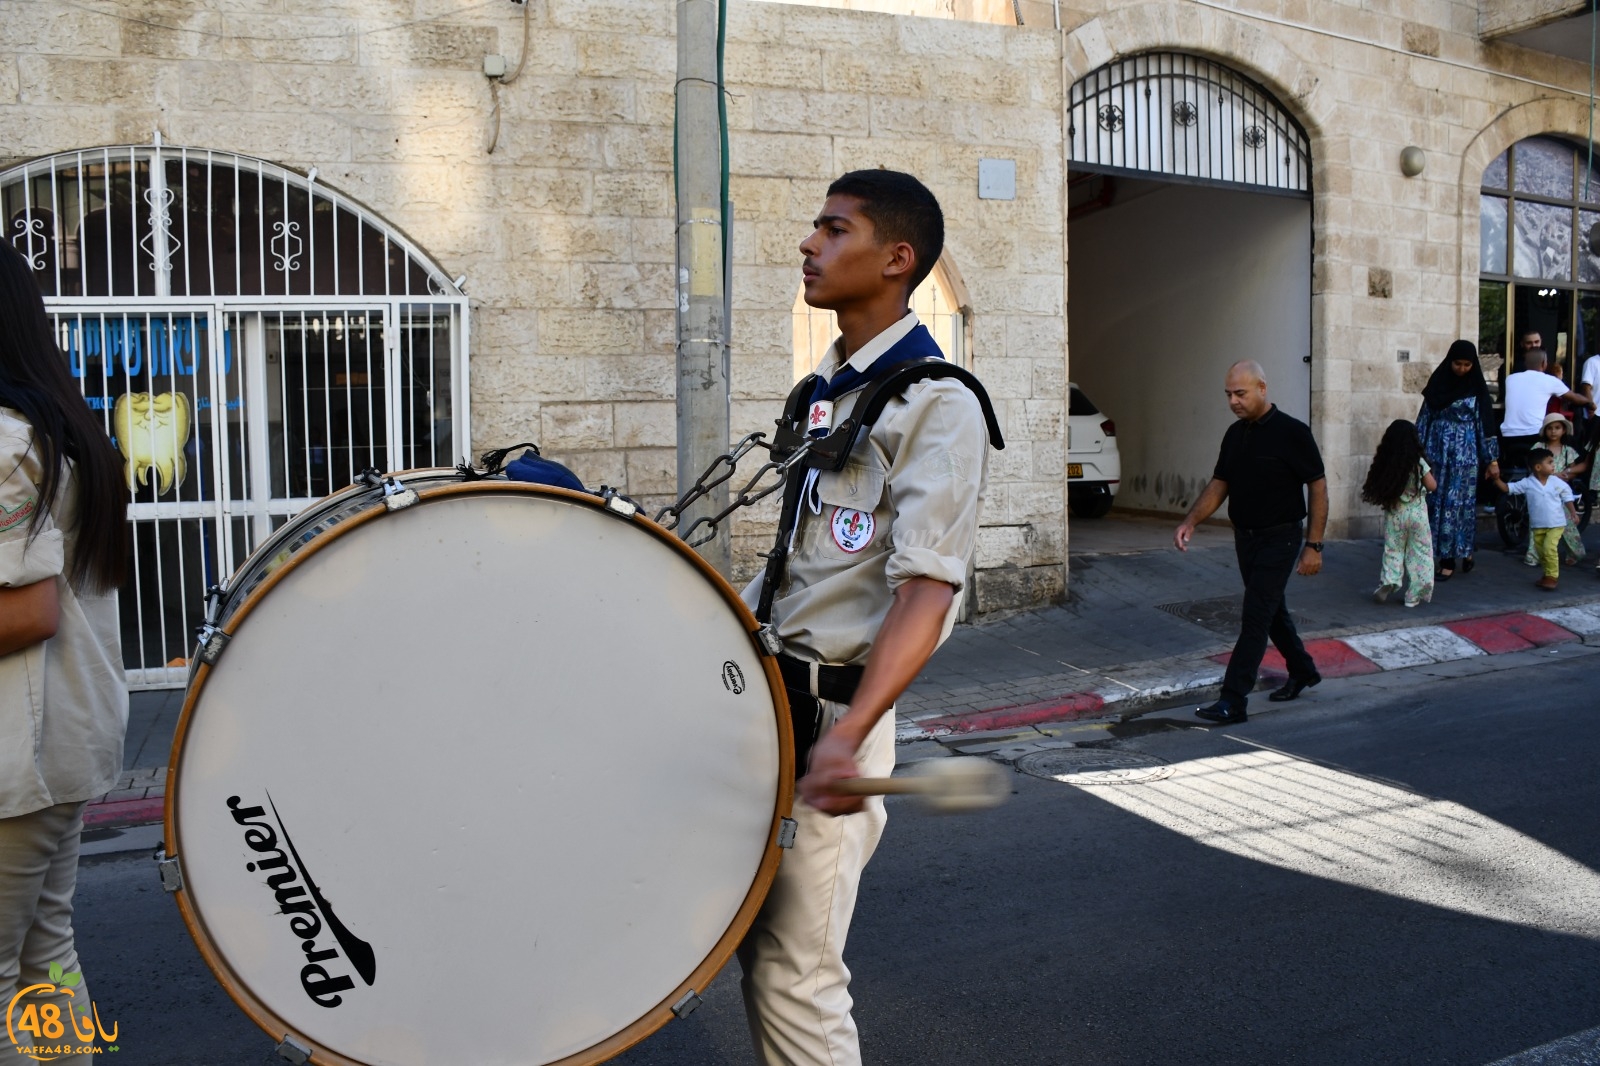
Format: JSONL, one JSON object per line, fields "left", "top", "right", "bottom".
{"left": 1221, "top": 523, "right": 1317, "bottom": 705}
{"left": 1499, "top": 434, "right": 1540, "bottom": 473}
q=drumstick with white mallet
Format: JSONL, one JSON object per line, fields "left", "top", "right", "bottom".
{"left": 826, "top": 758, "right": 1010, "bottom": 813}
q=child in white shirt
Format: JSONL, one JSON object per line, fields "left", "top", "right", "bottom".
{"left": 1493, "top": 447, "right": 1578, "bottom": 590}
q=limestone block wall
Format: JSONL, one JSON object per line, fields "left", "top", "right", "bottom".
{"left": 722, "top": 3, "right": 1067, "bottom": 611}
{"left": 0, "top": 0, "right": 1067, "bottom": 614}
{"left": 1056, "top": 0, "right": 1596, "bottom": 537}
{"left": 2, "top": 0, "right": 1594, "bottom": 601}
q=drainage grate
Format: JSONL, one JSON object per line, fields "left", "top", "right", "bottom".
{"left": 1154, "top": 595, "right": 1242, "bottom": 635}
{"left": 1016, "top": 748, "right": 1174, "bottom": 785}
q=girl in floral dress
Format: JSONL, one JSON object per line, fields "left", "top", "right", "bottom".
{"left": 1363, "top": 420, "right": 1438, "bottom": 606}
{"left": 1416, "top": 340, "right": 1498, "bottom": 580}
{"left": 1522, "top": 412, "right": 1588, "bottom": 566}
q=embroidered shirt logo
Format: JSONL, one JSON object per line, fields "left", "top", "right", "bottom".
{"left": 807, "top": 400, "right": 834, "bottom": 436}
{"left": 0, "top": 496, "right": 37, "bottom": 533}
{"left": 830, "top": 507, "right": 875, "bottom": 553}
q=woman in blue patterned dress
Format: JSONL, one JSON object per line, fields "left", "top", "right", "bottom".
{"left": 1415, "top": 340, "right": 1499, "bottom": 579}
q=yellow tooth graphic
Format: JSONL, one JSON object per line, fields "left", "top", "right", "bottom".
{"left": 113, "top": 391, "right": 192, "bottom": 495}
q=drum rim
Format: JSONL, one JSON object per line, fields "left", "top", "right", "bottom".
{"left": 164, "top": 479, "right": 795, "bottom": 1066}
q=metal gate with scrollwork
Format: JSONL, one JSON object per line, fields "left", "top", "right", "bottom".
{"left": 1069, "top": 51, "right": 1311, "bottom": 196}
{"left": 2, "top": 141, "right": 470, "bottom": 687}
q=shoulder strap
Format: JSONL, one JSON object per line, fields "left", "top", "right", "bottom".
{"left": 797, "top": 357, "right": 1005, "bottom": 472}
{"left": 754, "top": 360, "right": 1005, "bottom": 625}
{"left": 851, "top": 357, "right": 1005, "bottom": 452}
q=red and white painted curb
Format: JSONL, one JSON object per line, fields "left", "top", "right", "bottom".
{"left": 896, "top": 604, "right": 1600, "bottom": 742}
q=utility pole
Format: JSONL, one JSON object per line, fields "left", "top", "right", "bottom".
{"left": 674, "top": 0, "right": 730, "bottom": 574}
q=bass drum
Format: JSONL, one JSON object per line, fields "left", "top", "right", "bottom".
{"left": 164, "top": 471, "right": 792, "bottom": 1066}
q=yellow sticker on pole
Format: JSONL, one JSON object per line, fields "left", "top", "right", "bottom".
{"left": 688, "top": 209, "right": 722, "bottom": 298}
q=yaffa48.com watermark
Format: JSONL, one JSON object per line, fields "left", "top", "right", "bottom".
{"left": 6, "top": 962, "right": 119, "bottom": 1060}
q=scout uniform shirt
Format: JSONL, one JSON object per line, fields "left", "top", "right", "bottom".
{"left": 0, "top": 406, "right": 126, "bottom": 820}
{"left": 745, "top": 313, "right": 990, "bottom": 667}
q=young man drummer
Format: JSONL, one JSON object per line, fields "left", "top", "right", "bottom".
{"left": 737, "top": 171, "right": 991, "bottom": 1064}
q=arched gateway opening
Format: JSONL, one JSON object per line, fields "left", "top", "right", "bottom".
{"left": 1067, "top": 52, "right": 1312, "bottom": 522}
{"left": 2, "top": 142, "right": 470, "bottom": 686}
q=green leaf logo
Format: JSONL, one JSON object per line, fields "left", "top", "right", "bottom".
{"left": 48, "top": 961, "right": 63, "bottom": 983}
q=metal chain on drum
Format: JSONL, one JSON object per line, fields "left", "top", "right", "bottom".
{"left": 655, "top": 432, "right": 815, "bottom": 548}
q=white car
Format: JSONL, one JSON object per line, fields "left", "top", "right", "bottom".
{"left": 1067, "top": 383, "right": 1121, "bottom": 518}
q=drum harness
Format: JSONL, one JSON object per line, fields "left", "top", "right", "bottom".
{"left": 655, "top": 356, "right": 1005, "bottom": 767}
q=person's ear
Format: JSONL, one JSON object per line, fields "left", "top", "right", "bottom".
{"left": 883, "top": 241, "right": 916, "bottom": 285}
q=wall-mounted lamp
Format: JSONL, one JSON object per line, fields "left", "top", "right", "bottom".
{"left": 1399, "top": 146, "right": 1426, "bottom": 178}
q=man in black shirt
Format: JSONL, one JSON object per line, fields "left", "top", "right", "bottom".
{"left": 1173, "top": 360, "right": 1328, "bottom": 724}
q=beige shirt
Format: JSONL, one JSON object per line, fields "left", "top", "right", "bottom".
{"left": 744, "top": 314, "right": 990, "bottom": 666}
{"left": 0, "top": 406, "right": 126, "bottom": 819}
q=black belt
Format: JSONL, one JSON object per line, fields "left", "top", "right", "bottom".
{"left": 777, "top": 654, "right": 864, "bottom": 705}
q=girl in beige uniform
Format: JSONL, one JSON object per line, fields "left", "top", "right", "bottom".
{"left": 0, "top": 241, "right": 128, "bottom": 1063}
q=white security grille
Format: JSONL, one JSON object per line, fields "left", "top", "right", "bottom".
{"left": 1068, "top": 52, "right": 1311, "bottom": 196}
{"left": 2, "top": 142, "right": 469, "bottom": 687}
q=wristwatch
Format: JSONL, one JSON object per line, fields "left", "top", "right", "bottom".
{"left": 1305, "top": 541, "right": 1324, "bottom": 552}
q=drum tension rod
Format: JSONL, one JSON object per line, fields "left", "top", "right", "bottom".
{"left": 195, "top": 584, "right": 232, "bottom": 666}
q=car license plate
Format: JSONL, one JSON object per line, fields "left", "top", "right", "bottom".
{"left": 1068, "top": 463, "right": 1083, "bottom": 479}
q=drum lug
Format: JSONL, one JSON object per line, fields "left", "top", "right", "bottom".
{"left": 382, "top": 484, "right": 419, "bottom": 512}
{"left": 153, "top": 849, "right": 184, "bottom": 893}
{"left": 670, "top": 989, "right": 702, "bottom": 1018}
{"left": 275, "top": 1035, "right": 313, "bottom": 1064}
{"left": 600, "top": 487, "right": 640, "bottom": 518}
{"left": 359, "top": 468, "right": 419, "bottom": 511}
{"left": 756, "top": 625, "right": 783, "bottom": 657}
{"left": 777, "top": 817, "right": 798, "bottom": 849}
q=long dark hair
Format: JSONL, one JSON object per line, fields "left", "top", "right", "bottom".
{"left": 0, "top": 241, "right": 127, "bottom": 592}
{"left": 1362, "top": 420, "right": 1426, "bottom": 512}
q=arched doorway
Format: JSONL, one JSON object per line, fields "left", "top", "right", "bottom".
{"left": 1476, "top": 134, "right": 1599, "bottom": 398}
{"left": 1066, "top": 52, "right": 1312, "bottom": 517}
{"left": 2, "top": 141, "right": 470, "bottom": 686}
{"left": 790, "top": 255, "right": 971, "bottom": 380}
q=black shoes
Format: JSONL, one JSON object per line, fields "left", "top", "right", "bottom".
{"left": 1195, "top": 699, "right": 1248, "bottom": 724}
{"left": 1268, "top": 672, "right": 1322, "bottom": 702}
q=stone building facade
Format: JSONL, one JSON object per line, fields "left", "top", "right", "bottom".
{"left": 0, "top": 0, "right": 1594, "bottom": 677}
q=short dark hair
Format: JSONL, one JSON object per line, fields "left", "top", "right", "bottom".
{"left": 1524, "top": 348, "right": 1549, "bottom": 368}
{"left": 1527, "top": 446, "right": 1554, "bottom": 466}
{"left": 826, "top": 169, "right": 944, "bottom": 292}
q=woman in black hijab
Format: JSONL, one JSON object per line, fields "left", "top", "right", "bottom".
{"left": 1415, "top": 340, "right": 1499, "bottom": 578}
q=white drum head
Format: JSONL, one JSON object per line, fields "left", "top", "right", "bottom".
{"left": 169, "top": 485, "right": 788, "bottom": 1066}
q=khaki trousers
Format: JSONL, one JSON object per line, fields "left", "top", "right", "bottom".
{"left": 0, "top": 802, "right": 96, "bottom": 1064}
{"left": 738, "top": 704, "right": 896, "bottom": 1066}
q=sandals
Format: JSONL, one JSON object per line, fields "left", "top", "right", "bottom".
{"left": 1435, "top": 565, "right": 1453, "bottom": 581}
{"left": 1461, "top": 557, "right": 1474, "bottom": 574}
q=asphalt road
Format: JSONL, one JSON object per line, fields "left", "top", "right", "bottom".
{"left": 64, "top": 649, "right": 1600, "bottom": 1065}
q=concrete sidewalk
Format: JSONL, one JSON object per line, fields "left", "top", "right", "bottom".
{"left": 94, "top": 512, "right": 1600, "bottom": 830}
{"left": 898, "top": 513, "right": 1600, "bottom": 734}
